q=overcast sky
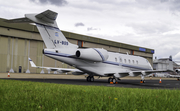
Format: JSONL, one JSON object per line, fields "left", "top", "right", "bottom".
{"left": 1, "top": 0, "right": 180, "bottom": 60}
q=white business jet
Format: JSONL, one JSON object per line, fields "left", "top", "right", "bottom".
{"left": 6, "top": 10, "right": 172, "bottom": 84}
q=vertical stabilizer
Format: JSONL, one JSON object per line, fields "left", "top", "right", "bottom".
{"left": 35, "top": 23, "right": 77, "bottom": 49}
{"left": 6, "top": 10, "right": 78, "bottom": 49}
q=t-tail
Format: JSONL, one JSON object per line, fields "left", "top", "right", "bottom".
{"left": 6, "top": 10, "right": 78, "bottom": 49}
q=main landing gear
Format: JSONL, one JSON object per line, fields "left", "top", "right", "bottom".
{"left": 108, "top": 77, "right": 117, "bottom": 84}
{"left": 140, "top": 75, "right": 145, "bottom": 83}
{"left": 86, "top": 76, "right": 94, "bottom": 82}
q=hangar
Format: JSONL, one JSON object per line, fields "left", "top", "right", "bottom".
{"left": 0, "top": 18, "right": 154, "bottom": 73}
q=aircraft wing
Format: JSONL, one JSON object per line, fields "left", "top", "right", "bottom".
{"left": 104, "top": 69, "right": 173, "bottom": 77}
{"left": 28, "top": 58, "right": 84, "bottom": 74}
{"left": 169, "top": 75, "right": 180, "bottom": 78}
{"left": 127, "top": 69, "right": 173, "bottom": 77}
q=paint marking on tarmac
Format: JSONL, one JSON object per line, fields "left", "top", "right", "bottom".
{"left": 176, "top": 83, "right": 179, "bottom": 85}
{"left": 107, "top": 85, "right": 115, "bottom": 86}
{"left": 166, "top": 84, "right": 170, "bottom": 85}
{"left": 154, "top": 84, "right": 159, "bottom": 85}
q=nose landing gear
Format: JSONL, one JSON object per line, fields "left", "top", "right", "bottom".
{"left": 140, "top": 75, "right": 145, "bottom": 83}
{"left": 108, "top": 78, "right": 117, "bottom": 84}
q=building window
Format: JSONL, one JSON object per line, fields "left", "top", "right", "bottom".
{"left": 130, "top": 50, "right": 134, "bottom": 55}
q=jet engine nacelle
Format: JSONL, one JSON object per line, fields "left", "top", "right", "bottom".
{"left": 175, "top": 69, "right": 180, "bottom": 73}
{"left": 75, "top": 48, "right": 109, "bottom": 62}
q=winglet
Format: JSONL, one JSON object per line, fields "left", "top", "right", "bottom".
{"left": 28, "top": 58, "right": 37, "bottom": 67}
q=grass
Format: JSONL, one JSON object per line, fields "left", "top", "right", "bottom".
{"left": 0, "top": 79, "right": 180, "bottom": 111}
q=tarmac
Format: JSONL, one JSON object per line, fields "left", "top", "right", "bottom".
{"left": 1, "top": 73, "right": 180, "bottom": 89}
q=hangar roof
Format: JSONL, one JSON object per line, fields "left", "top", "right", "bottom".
{"left": 0, "top": 18, "right": 154, "bottom": 54}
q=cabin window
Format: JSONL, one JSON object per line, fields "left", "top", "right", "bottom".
{"left": 120, "top": 58, "right": 122, "bottom": 62}
{"left": 124, "top": 59, "right": 126, "bottom": 63}
{"left": 132, "top": 60, "right": 134, "bottom": 64}
{"left": 115, "top": 58, "right": 117, "bottom": 62}
{"left": 129, "top": 59, "right": 131, "bottom": 63}
{"left": 136, "top": 60, "right": 138, "bottom": 64}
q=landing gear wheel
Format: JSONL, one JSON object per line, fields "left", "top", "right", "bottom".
{"left": 177, "top": 78, "right": 179, "bottom": 81}
{"left": 108, "top": 78, "right": 113, "bottom": 83}
{"left": 140, "top": 75, "right": 145, "bottom": 83}
{"left": 90, "top": 77, "right": 94, "bottom": 82}
{"left": 87, "top": 76, "right": 90, "bottom": 82}
{"left": 108, "top": 78, "right": 116, "bottom": 84}
{"left": 112, "top": 78, "right": 116, "bottom": 84}
{"left": 87, "top": 76, "right": 94, "bottom": 82}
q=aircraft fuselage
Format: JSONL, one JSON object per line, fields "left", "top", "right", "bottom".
{"left": 43, "top": 48, "right": 153, "bottom": 77}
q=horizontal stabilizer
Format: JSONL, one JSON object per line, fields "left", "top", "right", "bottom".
{"left": 6, "top": 10, "right": 58, "bottom": 28}
{"left": 35, "top": 10, "right": 57, "bottom": 23}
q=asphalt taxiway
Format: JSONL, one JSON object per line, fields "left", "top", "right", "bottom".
{"left": 1, "top": 73, "right": 180, "bottom": 89}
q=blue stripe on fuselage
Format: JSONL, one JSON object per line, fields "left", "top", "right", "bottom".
{"left": 44, "top": 50, "right": 73, "bottom": 58}
{"left": 93, "top": 48, "right": 105, "bottom": 61}
{"left": 103, "top": 61, "right": 151, "bottom": 70}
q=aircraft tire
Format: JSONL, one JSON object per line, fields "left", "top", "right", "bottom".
{"left": 90, "top": 77, "right": 94, "bottom": 82}
{"left": 108, "top": 78, "right": 112, "bottom": 83}
{"left": 113, "top": 78, "right": 116, "bottom": 84}
{"left": 86, "top": 77, "right": 88, "bottom": 81}
{"left": 87, "top": 76, "right": 91, "bottom": 82}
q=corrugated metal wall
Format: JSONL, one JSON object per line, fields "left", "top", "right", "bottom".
{"left": 0, "top": 35, "right": 76, "bottom": 73}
